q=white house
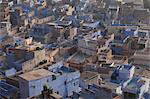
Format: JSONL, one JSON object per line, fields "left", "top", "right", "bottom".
{"left": 122, "top": 77, "right": 150, "bottom": 99}
{"left": 111, "top": 65, "right": 135, "bottom": 83}
{"left": 18, "top": 65, "right": 80, "bottom": 98}
{"left": 118, "top": 65, "right": 135, "bottom": 80}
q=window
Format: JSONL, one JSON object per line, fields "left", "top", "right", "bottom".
{"left": 31, "top": 85, "right": 36, "bottom": 88}
{"left": 56, "top": 91, "right": 59, "bottom": 94}
{"left": 52, "top": 75, "right": 56, "bottom": 81}
{"left": 47, "top": 79, "right": 49, "bottom": 82}
{"left": 64, "top": 81, "right": 67, "bottom": 85}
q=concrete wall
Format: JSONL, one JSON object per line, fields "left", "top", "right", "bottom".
{"left": 144, "top": 0, "right": 150, "bottom": 10}
{"left": 19, "top": 78, "right": 29, "bottom": 98}
{"left": 78, "top": 39, "right": 97, "bottom": 55}
{"left": 118, "top": 66, "right": 134, "bottom": 80}
{"left": 22, "top": 49, "right": 46, "bottom": 71}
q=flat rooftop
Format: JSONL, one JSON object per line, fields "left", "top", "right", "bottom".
{"left": 137, "top": 68, "right": 150, "bottom": 79}
{"left": 100, "top": 82, "right": 121, "bottom": 90}
{"left": 19, "top": 69, "right": 55, "bottom": 81}
{"left": 81, "top": 71, "right": 98, "bottom": 81}
{"left": 124, "top": 76, "right": 148, "bottom": 92}
{"left": 68, "top": 52, "right": 87, "bottom": 64}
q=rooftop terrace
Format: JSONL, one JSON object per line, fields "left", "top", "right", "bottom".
{"left": 19, "top": 69, "right": 55, "bottom": 81}
{"left": 124, "top": 76, "right": 149, "bottom": 92}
